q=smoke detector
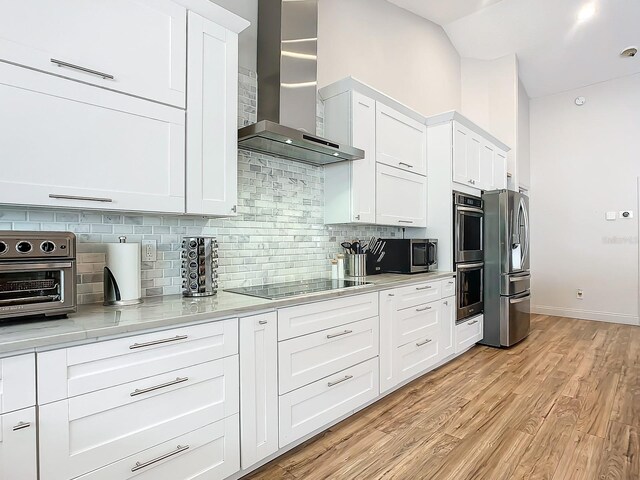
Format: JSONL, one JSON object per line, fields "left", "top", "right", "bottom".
{"left": 620, "top": 46, "right": 638, "bottom": 58}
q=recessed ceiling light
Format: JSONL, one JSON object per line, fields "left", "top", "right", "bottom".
{"left": 620, "top": 46, "right": 638, "bottom": 58}
{"left": 575, "top": 96, "right": 586, "bottom": 106}
{"left": 577, "top": 3, "right": 596, "bottom": 22}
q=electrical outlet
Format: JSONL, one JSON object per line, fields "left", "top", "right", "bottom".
{"left": 576, "top": 289, "right": 584, "bottom": 300}
{"left": 142, "top": 240, "right": 157, "bottom": 262}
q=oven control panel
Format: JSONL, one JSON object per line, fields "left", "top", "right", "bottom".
{"left": 0, "top": 232, "right": 76, "bottom": 259}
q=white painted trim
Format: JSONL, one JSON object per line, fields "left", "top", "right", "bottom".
{"left": 532, "top": 305, "right": 639, "bottom": 326}
{"left": 425, "top": 111, "right": 511, "bottom": 151}
{"left": 172, "top": 0, "right": 250, "bottom": 33}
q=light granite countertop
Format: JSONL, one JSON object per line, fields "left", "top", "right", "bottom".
{"left": 0, "top": 271, "right": 454, "bottom": 357}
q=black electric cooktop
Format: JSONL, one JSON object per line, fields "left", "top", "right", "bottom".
{"left": 225, "top": 278, "right": 370, "bottom": 300}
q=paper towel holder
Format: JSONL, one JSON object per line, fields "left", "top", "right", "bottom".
{"left": 103, "top": 236, "right": 143, "bottom": 307}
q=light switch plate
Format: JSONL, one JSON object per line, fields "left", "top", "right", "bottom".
{"left": 619, "top": 210, "right": 634, "bottom": 219}
{"left": 606, "top": 211, "right": 617, "bottom": 221}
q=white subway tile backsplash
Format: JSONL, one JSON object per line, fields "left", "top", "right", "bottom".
{"left": 0, "top": 70, "right": 400, "bottom": 305}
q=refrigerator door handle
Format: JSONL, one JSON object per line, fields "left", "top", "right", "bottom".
{"left": 509, "top": 291, "right": 531, "bottom": 303}
{"left": 509, "top": 274, "right": 531, "bottom": 282}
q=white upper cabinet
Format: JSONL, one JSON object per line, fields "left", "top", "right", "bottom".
{"left": 376, "top": 164, "right": 427, "bottom": 227}
{"left": 375, "top": 103, "right": 427, "bottom": 176}
{"left": 494, "top": 148, "right": 508, "bottom": 190}
{"left": 323, "top": 90, "right": 377, "bottom": 224}
{"left": 479, "top": 141, "right": 495, "bottom": 191}
{"left": 0, "top": 63, "right": 186, "bottom": 214}
{"left": 186, "top": 11, "right": 239, "bottom": 216}
{"left": 0, "top": 0, "right": 187, "bottom": 107}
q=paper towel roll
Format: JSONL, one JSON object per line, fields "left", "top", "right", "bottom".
{"left": 104, "top": 239, "right": 142, "bottom": 306}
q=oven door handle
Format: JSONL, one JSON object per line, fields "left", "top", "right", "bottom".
{"left": 456, "top": 262, "right": 484, "bottom": 270}
{"left": 456, "top": 206, "right": 484, "bottom": 214}
{"left": 0, "top": 262, "right": 73, "bottom": 271}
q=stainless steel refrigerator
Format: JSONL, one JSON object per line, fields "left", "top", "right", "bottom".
{"left": 481, "top": 190, "right": 531, "bottom": 347}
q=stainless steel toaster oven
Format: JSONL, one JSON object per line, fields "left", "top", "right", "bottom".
{"left": 0, "top": 231, "right": 76, "bottom": 320}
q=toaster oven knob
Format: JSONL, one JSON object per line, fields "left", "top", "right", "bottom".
{"left": 40, "top": 241, "right": 56, "bottom": 253}
{"left": 0, "top": 241, "right": 6, "bottom": 255}
{"left": 16, "top": 241, "right": 32, "bottom": 254}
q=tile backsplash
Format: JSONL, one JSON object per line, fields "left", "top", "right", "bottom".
{"left": 0, "top": 68, "right": 399, "bottom": 304}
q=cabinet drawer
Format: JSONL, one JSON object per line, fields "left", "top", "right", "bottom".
{"left": 279, "top": 358, "right": 379, "bottom": 447}
{"left": 74, "top": 415, "right": 239, "bottom": 480}
{"left": 0, "top": 407, "right": 37, "bottom": 480}
{"left": 0, "top": 63, "right": 186, "bottom": 214}
{"left": 0, "top": 0, "right": 186, "bottom": 107}
{"left": 455, "top": 314, "right": 483, "bottom": 353}
{"left": 397, "top": 334, "right": 440, "bottom": 382}
{"left": 39, "top": 356, "right": 238, "bottom": 480}
{"left": 279, "top": 316, "right": 379, "bottom": 394}
{"left": 441, "top": 278, "right": 456, "bottom": 298}
{"left": 0, "top": 354, "right": 35, "bottom": 414}
{"left": 38, "top": 318, "right": 238, "bottom": 404}
{"left": 278, "top": 293, "right": 378, "bottom": 340}
{"left": 395, "top": 302, "right": 440, "bottom": 347}
{"left": 392, "top": 281, "right": 442, "bottom": 310}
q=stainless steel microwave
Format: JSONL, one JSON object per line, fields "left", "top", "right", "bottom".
{"left": 378, "top": 239, "right": 438, "bottom": 274}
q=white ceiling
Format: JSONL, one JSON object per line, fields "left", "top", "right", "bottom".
{"left": 388, "top": 0, "right": 640, "bottom": 98}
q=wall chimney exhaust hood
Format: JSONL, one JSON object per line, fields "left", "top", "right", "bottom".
{"left": 237, "top": 0, "right": 364, "bottom": 165}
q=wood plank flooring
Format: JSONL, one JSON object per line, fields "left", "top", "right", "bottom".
{"left": 244, "top": 315, "right": 640, "bottom": 480}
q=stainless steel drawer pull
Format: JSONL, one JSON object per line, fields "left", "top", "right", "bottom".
{"left": 130, "top": 376, "right": 189, "bottom": 397}
{"left": 443, "top": 301, "right": 448, "bottom": 306}
{"left": 328, "top": 375, "right": 353, "bottom": 387}
{"left": 399, "top": 162, "right": 414, "bottom": 168}
{"left": 51, "top": 58, "right": 115, "bottom": 80}
{"left": 129, "top": 334, "right": 188, "bottom": 349}
{"left": 467, "top": 320, "right": 479, "bottom": 325}
{"left": 416, "top": 285, "right": 432, "bottom": 291}
{"left": 448, "top": 281, "right": 454, "bottom": 284}
{"left": 131, "top": 445, "right": 190, "bottom": 472}
{"left": 12, "top": 422, "right": 31, "bottom": 431}
{"left": 258, "top": 320, "right": 268, "bottom": 325}
{"left": 49, "top": 194, "right": 113, "bottom": 203}
{"left": 416, "top": 339, "right": 432, "bottom": 347}
{"left": 398, "top": 220, "right": 414, "bottom": 224}
{"left": 326, "top": 329, "right": 353, "bottom": 339}
{"left": 416, "top": 306, "right": 431, "bottom": 312}
{"left": 388, "top": 293, "right": 395, "bottom": 297}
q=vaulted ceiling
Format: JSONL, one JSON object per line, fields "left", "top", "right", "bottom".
{"left": 388, "top": 0, "right": 640, "bottom": 98}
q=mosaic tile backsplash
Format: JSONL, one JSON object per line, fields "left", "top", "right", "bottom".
{"left": 0, "top": 68, "right": 400, "bottom": 304}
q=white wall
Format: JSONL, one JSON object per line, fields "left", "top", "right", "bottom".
{"left": 530, "top": 73, "right": 640, "bottom": 325}
{"left": 317, "top": 0, "right": 461, "bottom": 116}
{"left": 517, "top": 79, "right": 530, "bottom": 190}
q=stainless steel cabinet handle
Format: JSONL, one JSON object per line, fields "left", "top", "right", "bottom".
{"left": 467, "top": 320, "right": 479, "bottom": 325}
{"left": 327, "top": 329, "right": 353, "bottom": 339}
{"left": 231, "top": 205, "right": 237, "bottom": 213}
{"left": 12, "top": 422, "right": 31, "bottom": 431}
{"left": 399, "top": 162, "right": 414, "bottom": 168}
{"left": 388, "top": 293, "right": 395, "bottom": 297}
{"left": 49, "top": 194, "right": 113, "bottom": 203}
{"left": 51, "top": 58, "right": 115, "bottom": 80}
{"left": 130, "top": 335, "right": 188, "bottom": 349}
{"left": 416, "top": 306, "right": 431, "bottom": 312}
{"left": 355, "top": 214, "right": 361, "bottom": 220}
{"left": 131, "top": 445, "right": 190, "bottom": 472}
{"left": 327, "top": 375, "right": 353, "bottom": 387}
{"left": 443, "top": 301, "right": 448, "bottom": 306}
{"left": 416, "top": 285, "right": 432, "bottom": 290}
{"left": 416, "top": 338, "right": 432, "bottom": 347}
{"left": 448, "top": 281, "right": 455, "bottom": 284}
{"left": 398, "top": 220, "right": 414, "bottom": 224}
{"left": 130, "top": 376, "right": 188, "bottom": 397}
{"left": 258, "top": 320, "right": 268, "bottom": 325}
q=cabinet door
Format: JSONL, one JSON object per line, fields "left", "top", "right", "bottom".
{"left": 0, "top": 62, "right": 185, "bottom": 213}
{"left": 440, "top": 297, "right": 455, "bottom": 360}
{"left": 376, "top": 164, "right": 427, "bottom": 227}
{"left": 240, "top": 313, "right": 278, "bottom": 470}
{"left": 494, "top": 149, "right": 508, "bottom": 190}
{"left": 0, "top": 354, "right": 36, "bottom": 414}
{"left": 186, "top": 11, "right": 238, "bottom": 216}
{"left": 455, "top": 315, "right": 483, "bottom": 353}
{"left": 467, "top": 134, "right": 482, "bottom": 187}
{"left": 0, "top": 408, "right": 37, "bottom": 480}
{"left": 453, "top": 122, "right": 481, "bottom": 189}
{"left": 396, "top": 334, "right": 440, "bottom": 382}
{"left": 480, "top": 142, "right": 495, "bottom": 191}
{"left": 351, "top": 91, "right": 376, "bottom": 223}
{"left": 376, "top": 103, "right": 426, "bottom": 176}
{"left": 394, "top": 302, "right": 440, "bottom": 348}
{"left": 379, "top": 291, "right": 396, "bottom": 394}
{"left": 0, "top": 0, "right": 186, "bottom": 107}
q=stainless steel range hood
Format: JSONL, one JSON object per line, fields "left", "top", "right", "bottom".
{"left": 237, "top": 0, "right": 364, "bottom": 165}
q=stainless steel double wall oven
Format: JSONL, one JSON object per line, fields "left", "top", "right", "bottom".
{"left": 453, "top": 192, "right": 484, "bottom": 322}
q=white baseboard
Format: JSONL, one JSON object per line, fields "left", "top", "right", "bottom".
{"left": 532, "top": 305, "right": 639, "bottom": 326}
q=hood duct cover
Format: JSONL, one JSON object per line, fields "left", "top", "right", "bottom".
{"left": 237, "top": 0, "right": 364, "bottom": 165}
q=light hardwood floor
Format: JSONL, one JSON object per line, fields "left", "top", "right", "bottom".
{"left": 245, "top": 315, "right": 640, "bottom": 480}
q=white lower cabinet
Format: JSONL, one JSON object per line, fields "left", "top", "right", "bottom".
{"left": 73, "top": 415, "right": 240, "bottom": 480}
{"left": 0, "top": 407, "right": 37, "bottom": 480}
{"left": 395, "top": 333, "right": 440, "bottom": 381}
{"left": 455, "top": 314, "right": 484, "bottom": 353}
{"left": 240, "top": 312, "right": 278, "bottom": 470}
{"left": 440, "top": 297, "right": 456, "bottom": 359}
{"left": 38, "top": 356, "right": 239, "bottom": 480}
{"left": 0, "top": 354, "right": 36, "bottom": 414}
{"left": 278, "top": 358, "right": 379, "bottom": 447}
